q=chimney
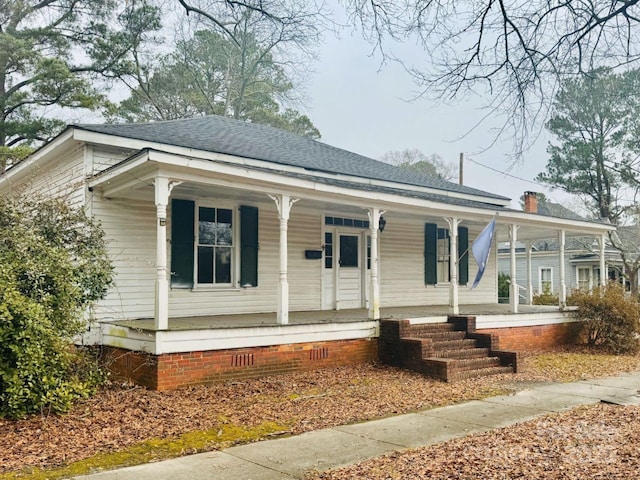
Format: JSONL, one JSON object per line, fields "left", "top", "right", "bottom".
{"left": 524, "top": 191, "right": 538, "bottom": 213}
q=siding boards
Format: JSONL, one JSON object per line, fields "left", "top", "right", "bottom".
{"left": 92, "top": 147, "right": 135, "bottom": 175}
{"left": 497, "top": 251, "right": 581, "bottom": 296}
{"left": 17, "top": 145, "right": 85, "bottom": 207}
{"left": 91, "top": 195, "right": 157, "bottom": 321}
{"left": 380, "top": 217, "right": 497, "bottom": 307}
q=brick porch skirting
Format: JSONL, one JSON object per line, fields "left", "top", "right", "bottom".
{"left": 477, "top": 322, "right": 574, "bottom": 351}
{"left": 101, "top": 338, "right": 378, "bottom": 390}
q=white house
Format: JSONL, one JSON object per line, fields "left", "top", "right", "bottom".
{"left": 498, "top": 192, "right": 632, "bottom": 303}
{"left": 0, "top": 117, "right": 614, "bottom": 388}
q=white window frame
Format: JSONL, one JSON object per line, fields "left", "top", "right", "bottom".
{"left": 538, "top": 267, "right": 553, "bottom": 294}
{"left": 193, "top": 201, "right": 238, "bottom": 288}
{"left": 576, "top": 266, "right": 592, "bottom": 291}
{"left": 436, "top": 227, "right": 450, "bottom": 284}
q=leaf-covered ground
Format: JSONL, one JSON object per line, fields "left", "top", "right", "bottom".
{"left": 310, "top": 404, "right": 640, "bottom": 480}
{"left": 1, "top": 346, "right": 639, "bottom": 477}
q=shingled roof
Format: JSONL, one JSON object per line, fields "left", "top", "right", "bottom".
{"left": 75, "top": 115, "right": 508, "bottom": 201}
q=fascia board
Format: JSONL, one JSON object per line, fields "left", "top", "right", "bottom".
{"left": 0, "top": 128, "right": 75, "bottom": 192}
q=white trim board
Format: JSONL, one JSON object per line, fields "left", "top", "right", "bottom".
{"left": 101, "top": 321, "right": 379, "bottom": 355}
{"left": 476, "top": 312, "right": 574, "bottom": 329}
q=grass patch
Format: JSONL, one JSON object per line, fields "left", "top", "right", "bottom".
{"left": 0, "top": 421, "right": 290, "bottom": 480}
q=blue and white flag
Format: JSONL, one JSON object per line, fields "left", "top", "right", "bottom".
{"left": 471, "top": 218, "right": 496, "bottom": 289}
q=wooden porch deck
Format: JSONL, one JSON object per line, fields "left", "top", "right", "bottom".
{"left": 111, "top": 304, "right": 563, "bottom": 331}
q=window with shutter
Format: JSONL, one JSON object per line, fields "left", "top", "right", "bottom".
{"left": 425, "top": 223, "right": 469, "bottom": 286}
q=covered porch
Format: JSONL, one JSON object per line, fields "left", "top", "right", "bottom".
{"left": 88, "top": 149, "right": 614, "bottom": 337}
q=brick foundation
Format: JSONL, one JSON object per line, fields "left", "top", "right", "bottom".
{"left": 477, "top": 322, "right": 574, "bottom": 351}
{"left": 101, "top": 338, "right": 378, "bottom": 390}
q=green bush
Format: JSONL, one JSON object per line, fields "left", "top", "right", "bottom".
{"left": 0, "top": 196, "right": 113, "bottom": 418}
{"left": 532, "top": 291, "right": 559, "bottom": 305}
{"left": 570, "top": 283, "right": 640, "bottom": 354}
{"left": 498, "top": 272, "right": 510, "bottom": 303}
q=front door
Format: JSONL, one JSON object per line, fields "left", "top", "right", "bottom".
{"left": 337, "top": 233, "right": 362, "bottom": 309}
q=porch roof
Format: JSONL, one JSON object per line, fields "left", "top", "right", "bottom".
{"left": 88, "top": 148, "right": 614, "bottom": 242}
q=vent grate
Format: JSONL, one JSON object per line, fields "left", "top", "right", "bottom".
{"left": 310, "top": 347, "right": 329, "bottom": 360}
{"left": 231, "top": 353, "right": 255, "bottom": 367}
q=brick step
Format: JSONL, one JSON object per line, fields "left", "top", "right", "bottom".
{"left": 432, "top": 347, "right": 490, "bottom": 359}
{"left": 425, "top": 356, "right": 503, "bottom": 373}
{"left": 403, "top": 323, "right": 456, "bottom": 336}
{"left": 407, "top": 330, "right": 467, "bottom": 342}
{"left": 431, "top": 338, "right": 478, "bottom": 350}
{"left": 449, "top": 366, "right": 515, "bottom": 382}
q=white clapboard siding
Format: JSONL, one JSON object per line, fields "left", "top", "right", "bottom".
{"left": 379, "top": 217, "right": 497, "bottom": 307}
{"left": 91, "top": 147, "right": 135, "bottom": 175}
{"left": 15, "top": 145, "right": 85, "bottom": 207}
{"left": 90, "top": 195, "right": 157, "bottom": 321}
{"left": 287, "top": 210, "right": 323, "bottom": 310}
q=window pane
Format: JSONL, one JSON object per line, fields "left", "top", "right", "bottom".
{"left": 325, "top": 245, "right": 333, "bottom": 257}
{"left": 325, "top": 232, "right": 332, "bottom": 244}
{"left": 339, "top": 235, "right": 358, "bottom": 267}
{"left": 198, "top": 246, "right": 214, "bottom": 283}
{"left": 199, "top": 207, "right": 216, "bottom": 245}
{"left": 215, "top": 247, "right": 232, "bottom": 283}
{"left": 325, "top": 256, "right": 332, "bottom": 269}
{"left": 325, "top": 217, "right": 334, "bottom": 225}
{"left": 199, "top": 207, "right": 215, "bottom": 222}
{"left": 216, "top": 209, "right": 233, "bottom": 245}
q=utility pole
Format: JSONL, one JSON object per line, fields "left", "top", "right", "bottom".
{"left": 459, "top": 152, "right": 464, "bottom": 185}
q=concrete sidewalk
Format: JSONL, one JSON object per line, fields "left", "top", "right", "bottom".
{"left": 75, "top": 373, "right": 640, "bottom": 480}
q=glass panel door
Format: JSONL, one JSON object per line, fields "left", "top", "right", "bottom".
{"left": 339, "top": 235, "right": 359, "bottom": 267}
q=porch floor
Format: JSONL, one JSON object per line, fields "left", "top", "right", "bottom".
{"left": 110, "top": 304, "right": 562, "bottom": 331}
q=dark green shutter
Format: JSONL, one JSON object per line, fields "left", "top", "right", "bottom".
{"left": 424, "top": 223, "right": 437, "bottom": 285}
{"left": 170, "top": 199, "right": 195, "bottom": 288}
{"left": 458, "top": 226, "right": 469, "bottom": 285}
{"left": 240, "top": 205, "right": 259, "bottom": 287}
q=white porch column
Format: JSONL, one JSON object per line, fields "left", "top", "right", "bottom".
{"left": 269, "top": 194, "right": 298, "bottom": 324}
{"left": 154, "top": 176, "right": 170, "bottom": 331}
{"left": 599, "top": 233, "right": 607, "bottom": 286}
{"left": 526, "top": 241, "right": 533, "bottom": 305}
{"left": 446, "top": 218, "right": 460, "bottom": 315}
{"left": 367, "top": 208, "right": 383, "bottom": 320}
{"left": 509, "top": 224, "right": 519, "bottom": 313}
{"left": 559, "top": 229, "right": 566, "bottom": 307}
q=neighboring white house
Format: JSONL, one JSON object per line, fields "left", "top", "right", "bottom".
{"left": 498, "top": 193, "right": 633, "bottom": 303}
{"left": 0, "top": 118, "right": 615, "bottom": 388}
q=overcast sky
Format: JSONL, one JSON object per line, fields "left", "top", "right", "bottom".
{"left": 305, "top": 14, "right": 572, "bottom": 210}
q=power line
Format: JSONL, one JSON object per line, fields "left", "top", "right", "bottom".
{"left": 465, "top": 156, "right": 570, "bottom": 193}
